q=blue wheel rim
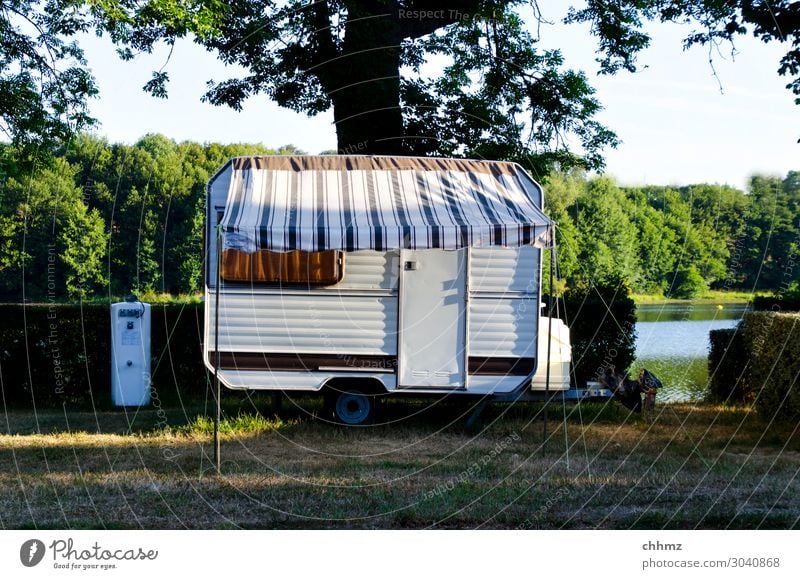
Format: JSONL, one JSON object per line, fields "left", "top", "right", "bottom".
{"left": 336, "top": 392, "right": 371, "bottom": 425}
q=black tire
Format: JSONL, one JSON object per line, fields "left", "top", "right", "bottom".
{"left": 333, "top": 390, "right": 375, "bottom": 425}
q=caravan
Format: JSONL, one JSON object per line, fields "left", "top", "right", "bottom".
{"left": 203, "top": 156, "right": 588, "bottom": 424}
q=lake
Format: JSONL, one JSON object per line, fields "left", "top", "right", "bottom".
{"left": 632, "top": 303, "right": 749, "bottom": 402}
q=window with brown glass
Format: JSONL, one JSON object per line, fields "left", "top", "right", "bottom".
{"left": 221, "top": 249, "right": 344, "bottom": 286}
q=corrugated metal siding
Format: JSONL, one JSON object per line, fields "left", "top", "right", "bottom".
{"left": 207, "top": 293, "right": 398, "bottom": 354}
{"left": 470, "top": 246, "right": 539, "bottom": 293}
{"left": 339, "top": 250, "right": 399, "bottom": 289}
{"left": 468, "top": 298, "right": 536, "bottom": 357}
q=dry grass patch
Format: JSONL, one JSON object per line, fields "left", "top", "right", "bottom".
{"left": 0, "top": 401, "right": 798, "bottom": 529}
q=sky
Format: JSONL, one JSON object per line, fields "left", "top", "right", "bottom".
{"left": 78, "top": 2, "right": 798, "bottom": 191}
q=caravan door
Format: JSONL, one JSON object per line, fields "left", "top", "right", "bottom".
{"left": 398, "top": 249, "right": 467, "bottom": 388}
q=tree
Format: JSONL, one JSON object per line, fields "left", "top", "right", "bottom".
{"left": 65, "top": 134, "right": 277, "bottom": 296}
{"left": 670, "top": 264, "right": 707, "bottom": 299}
{"left": 401, "top": 10, "right": 616, "bottom": 169}
{"left": 574, "top": 176, "right": 640, "bottom": 287}
{"left": 567, "top": 1, "right": 800, "bottom": 108}
{"left": 0, "top": 0, "right": 97, "bottom": 158}
{"left": 740, "top": 173, "right": 800, "bottom": 290}
{"left": 541, "top": 170, "right": 586, "bottom": 286}
{"left": 0, "top": 156, "right": 106, "bottom": 299}
{"left": 58, "top": 201, "right": 107, "bottom": 299}
{"left": 107, "top": 0, "right": 800, "bottom": 161}
{"left": 170, "top": 1, "right": 614, "bottom": 168}
{"left": 0, "top": 0, "right": 221, "bottom": 164}
{"left": 629, "top": 187, "right": 677, "bottom": 294}
{"left": 5, "top": 2, "right": 800, "bottom": 169}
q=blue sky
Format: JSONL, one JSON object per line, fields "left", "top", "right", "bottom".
{"left": 79, "top": 2, "right": 797, "bottom": 190}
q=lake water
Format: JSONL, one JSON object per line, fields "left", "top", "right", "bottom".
{"left": 633, "top": 303, "right": 749, "bottom": 402}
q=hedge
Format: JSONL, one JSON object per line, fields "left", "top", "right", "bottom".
{"left": 752, "top": 296, "right": 800, "bottom": 312}
{"left": 743, "top": 311, "right": 800, "bottom": 422}
{"left": 545, "top": 287, "right": 637, "bottom": 387}
{"left": 0, "top": 304, "right": 206, "bottom": 409}
{"left": 1, "top": 291, "right": 637, "bottom": 407}
{"left": 708, "top": 327, "right": 751, "bottom": 403}
{"left": 708, "top": 312, "right": 800, "bottom": 421}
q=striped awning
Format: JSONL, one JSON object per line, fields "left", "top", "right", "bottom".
{"left": 218, "top": 156, "right": 553, "bottom": 252}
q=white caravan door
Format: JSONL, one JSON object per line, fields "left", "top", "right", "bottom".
{"left": 398, "top": 249, "right": 467, "bottom": 388}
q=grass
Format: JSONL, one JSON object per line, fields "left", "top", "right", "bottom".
{"left": 1, "top": 398, "right": 798, "bottom": 529}
{"left": 8, "top": 292, "right": 204, "bottom": 306}
{"left": 176, "top": 412, "right": 298, "bottom": 435}
{"left": 632, "top": 290, "right": 764, "bottom": 305}
{"left": 12, "top": 290, "right": 764, "bottom": 307}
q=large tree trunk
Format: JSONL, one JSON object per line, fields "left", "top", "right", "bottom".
{"left": 312, "top": 0, "right": 483, "bottom": 155}
{"left": 329, "top": 5, "right": 405, "bottom": 155}
{"left": 330, "top": 44, "right": 405, "bottom": 155}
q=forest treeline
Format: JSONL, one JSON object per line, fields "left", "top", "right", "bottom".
{"left": 544, "top": 171, "right": 800, "bottom": 298}
{"left": 0, "top": 133, "right": 797, "bottom": 300}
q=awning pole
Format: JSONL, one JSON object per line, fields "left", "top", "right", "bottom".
{"left": 214, "top": 225, "right": 222, "bottom": 474}
{"left": 543, "top": 238, "right": 556, "bottom": 456}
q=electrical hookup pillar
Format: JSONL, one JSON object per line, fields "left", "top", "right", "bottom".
{"left": 110, "top": 295, "right": 151, "bottom": 407}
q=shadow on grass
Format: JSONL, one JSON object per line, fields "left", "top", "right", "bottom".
{"left": 1, "top": 397, "right": 799, "bottom": 529}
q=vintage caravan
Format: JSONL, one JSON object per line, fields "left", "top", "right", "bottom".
{"left": 204, "top": 156, "right": 578, "bottom": 424}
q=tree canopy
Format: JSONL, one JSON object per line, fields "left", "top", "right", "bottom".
{"left": 2, "top": 1, "right": 800, "bottom": 169}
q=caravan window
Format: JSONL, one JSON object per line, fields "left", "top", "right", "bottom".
{"left": 221, "top": 249, "right": 344, "bottom": 286}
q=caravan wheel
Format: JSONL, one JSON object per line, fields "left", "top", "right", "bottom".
{"left": 334, "top": 391, "right": 374, "bottom": 425}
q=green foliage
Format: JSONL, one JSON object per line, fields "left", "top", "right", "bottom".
{"left": 1, "top": 140, "right": 797, "bottom": 302}
{"left": 707, "top": 328, "right": 752, "bottom": 403}
{"left": 568, "top": 1, "right": 800, "bottom": 108}
{"left": 574, "top": 177, "right": 640, "bottom": 285}
{"left": 738, "top": 173, "right": 800, "bottom": 291}
{"left": 547, "top": 276, "right": 637, "bottom": 387}
{"left": 0, "top": 157, "right": 107, "bottom": 298}
{"left": 401, "top": 9, "right": 617, "bottom": 171}
{"left": 708, "top": 312, "right": 800, "bottom": 421}
{"left": 4, "top": 1, "right": 800, "bottom": 168}
{"left": 0, "top": 135, "right": 284, "bottom": 300}
{"left": 743, "top": 312, "right": 800, "bottom": 422}
{"left": 0, "top": 0, "right": 98, "bottom": 158}
{"left": 543, "top": 171, "right": 799, "bottom": 299}
{"left": 669, "top": 265, "right": 707, "bottom": 299}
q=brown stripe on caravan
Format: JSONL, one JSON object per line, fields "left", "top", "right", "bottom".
{"left": 231, "top": 156, "right": 521, "bottom": 175}
{"left": 468, "top": 357, "right": 535, "bottom": 376}
{"left": 210, "top": 352, "right": 534, "bottom": 377}
{"left": 210, "top": 352, "right": 398, "bottom": 372}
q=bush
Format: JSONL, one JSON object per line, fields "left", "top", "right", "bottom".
{"left": 547, "top": 279, "right": 637, "bottom": 387}
{"left": 669, "top": 265, "right": 707, "bottom": 299}
{"left": 708, "top": 327, "right": 752, "bottom": 403}
{"left": 0, "top": 303, "right": 206, "bottom": 409}
{"left": 744, "top": 312, "right": 800, "bottom": 422}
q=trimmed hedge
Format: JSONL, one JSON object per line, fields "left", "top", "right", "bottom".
{"left": 0, "top": 304, "right": 205, "bottom": 409}
{"left": 3, "top": 289, "right": 637, "bottom": 407}
{"left": 743, "top": 312, "right": 800, "bottom": 422}
{"left": 752, "top": 296, "right": 800, "bottom": 312}
{"left": 708, "top": 328, "right": 751, "bottom": 403}
{"left": 708, "top": 312, "right": 800, "bottom": 421}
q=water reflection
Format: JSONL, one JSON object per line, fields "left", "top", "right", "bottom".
{"left": 633, "top": 303, "right": 748, "bottom": 402}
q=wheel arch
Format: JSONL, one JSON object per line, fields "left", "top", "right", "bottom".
{"left": 321, "top": 376, "right": 389, "bottom": 396}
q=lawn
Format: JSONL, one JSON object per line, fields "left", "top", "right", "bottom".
{"left": 631, "top": 290, "right": 763, "bottom": 305}
{"left": 1, "top": 397, "right": 798, "bottom": 529}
